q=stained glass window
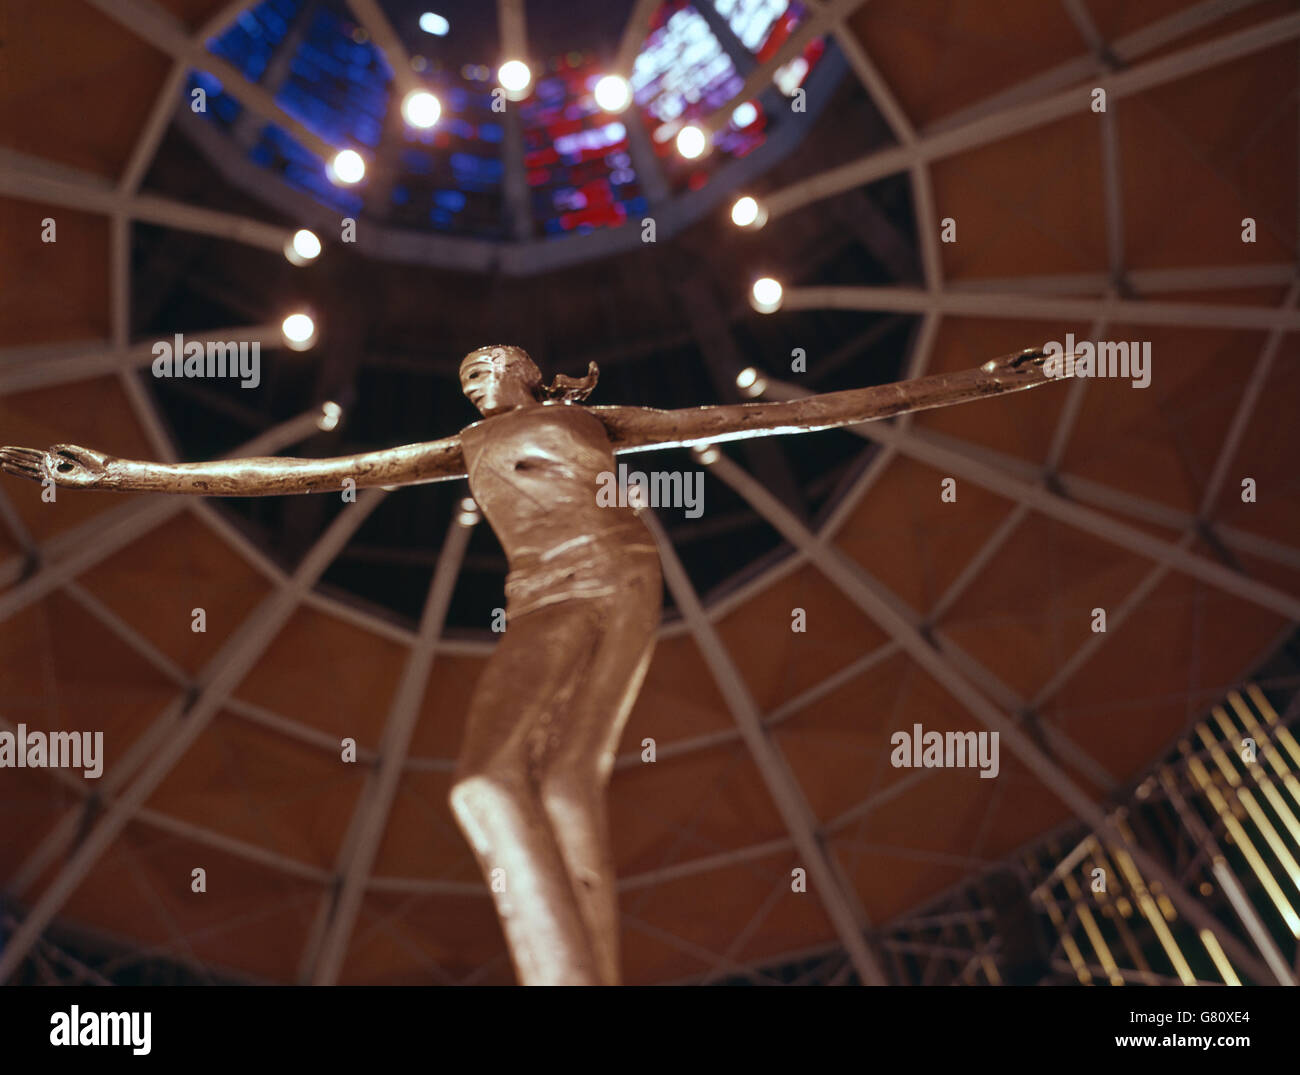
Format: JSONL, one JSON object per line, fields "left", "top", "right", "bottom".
{"left": 520, "top": 55, "right": 647, "bottom": 237}
{"left": 192, "top": 0, "right": 305, "bottom": 131}
{"left": 403, "top": 71, "right": 504, "bottom": 236}
{"left": 276, "top": 6, "right": 389, "bottom": 150}
{"left": 192, "top": 0, "right": 826, "bottom": 237}
{"left": 631, "top": 1, "right": 768, "bottom": 191}
{"left": 248, "top": 125, "right": 364, "bottom": 216}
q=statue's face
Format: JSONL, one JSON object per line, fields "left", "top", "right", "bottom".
{"left": 459, "top": 347, "right": 536, "bottom": 416}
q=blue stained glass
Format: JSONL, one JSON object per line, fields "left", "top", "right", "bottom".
{"left": 250, "top": 124, "right": 363, "bottom": 215}
{"left": 450, "top": 154, "right": 503, "bottom": 185}
{"left": 214, "top": 95, "right": 241, "bottom": 123}
{"left": 391, "top": 72, "right": 505, "bottom": 235}
{"left": 207, "top": 0, "right": 301, "bottom": 83}
{"left": 276, "top": 6, "right": 390, "bottom": 150}
{"left": 401, "top": 149, "right": 434, "bottom": 174}
{"left": 188, "top": 70, "right": 242, "bottom": 128}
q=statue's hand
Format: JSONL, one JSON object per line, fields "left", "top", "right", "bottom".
{"left": 981, "top": 346, "right": 1074, "bottom": 384}
{"left": 45, "top": 444, "right": 114, "bottom": 487}
{"left": 0, "top": 446, "right": 46, "bottom": 484}
{"left": 0, "top": 444, "right": 114, "bottom": 487}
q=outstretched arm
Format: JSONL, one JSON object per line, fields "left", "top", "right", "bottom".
{"left": 0, "top": 436, "right": 466, "bottom": 496}
{"left": 591, "top": 347, "right": 1072, "bottom": 453}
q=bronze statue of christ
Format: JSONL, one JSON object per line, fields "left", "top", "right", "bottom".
{"left": 1, "top": 343, "right": 1069, "bottom": 985}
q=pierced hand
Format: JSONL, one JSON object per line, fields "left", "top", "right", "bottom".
{"left": 0, "top": 444, "right": 114, "bottom": 488}
{"left": 981, "top": 347, "right": 1073, "bottom": 383}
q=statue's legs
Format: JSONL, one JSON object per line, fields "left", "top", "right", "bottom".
{"left": 449, "top": 555, "right": 660, "bottom": 985}
{"left": 449, "top": 767, "right": 597, "bottom": 984}
{"left": 534, "top": 563, "right": 659, "bottom": 985}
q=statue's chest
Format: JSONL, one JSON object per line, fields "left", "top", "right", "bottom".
{"left": 462, "top": 406, "right": 612, "bottom": 476}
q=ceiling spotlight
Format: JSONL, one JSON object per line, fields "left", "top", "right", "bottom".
{"left": 691, "top": 443, "right": 720, "bottom": 465}
{"left": 675, "top": 124, "right": 707, "bottom": 160}
{"left": 750, "top": 277, "right": 783, "bottom": 314}
{"left": 736, "top": 367, "right": 767, "bottom": 398}
{"left": 457, "top": 496, "right": 481, "bottom": 525}
{"left": 418, "top": 12, "right": 449, "bottom": 36}
{"left": 498, "top": 59, "right": 532, "bottom": 100}
{"left": 327, "top": 149, "right": 365, "bottom": 185}
{"left": 730, "top": 195, "right": 767, "bottom": 229}
{"left": 318, "top": 400, "right": 343, "bottom": 431}
{"left": 284, "top": 228, "right": 322, "bottom": 265}
{"left": 593, "top": 74, "right": 631, "bottom": 113}
{"left": 281, "top": 312, "right": 317, "bottom": 351}
{"left": 401, "top": 89, "right": 442, "bottom": 128}
{"left": 775, "top": 56, "right": 810, "bottom": 96}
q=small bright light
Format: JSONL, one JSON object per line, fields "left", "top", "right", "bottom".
{"left": 676, "top": 124, "right": 707, "bottom": 159}
{"left": 419, "top": 12, "right": 449, "bottom": 36}
{"left": 328, "top": 149, "right": 365, "bottom": 185}
{"left": 292, "top": 229, "right": 321, "bottom": 259}
{"left": 750, "top": 277, "right": 783, "bottom": 314}
{"left": 457, "top": 496, "right": 481, "bottom": 526}
{"left": 731, "top": 101, "right": 758, "bottom": 128}
{"left": 736, "top": 367, "right": 767, "bottom": 397}
{"left": 402, "top": 89, "right": 442, "bottom": 128}
{"left": 775, "top": 56, "right": 809, "bottom": 96}
{"left": 498, "top": 60, "right": 532, "bottom": 99}
{"left": 731, "top": 196, "right": 766, "bottom": 229}
{"left": 691, "top": 444, "right": 721, "bottom": 465}
{"left": 317, "top": 400, "right": 343, "bottom": 431}
{"left": 593, "top": 74, "right": 631, "bottom": 113}
{"left": 282, "top": 312, "right": 317, "bottom": 351}
{"left": 283, "top": 228, "right": 322, "bottom": 265}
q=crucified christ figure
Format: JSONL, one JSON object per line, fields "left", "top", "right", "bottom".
{"left": 1, "top": 343, "right": 1071, "bottom": 985}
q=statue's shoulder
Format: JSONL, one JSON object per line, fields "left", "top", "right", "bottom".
{"left": 464, "top": 403, "right": 606, "bottom": 442}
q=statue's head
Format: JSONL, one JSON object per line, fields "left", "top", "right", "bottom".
{"left": 459, "top": 345, "right": 599, "bottom": 417}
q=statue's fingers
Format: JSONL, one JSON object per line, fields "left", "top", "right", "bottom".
{"left": 0, "top": 448, "right": 44, "bottom": 481}
{"left": 1, "top": 446, "right": 44, "bottom": 466}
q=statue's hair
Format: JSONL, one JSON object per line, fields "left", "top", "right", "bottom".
{"left": 540, "top": 361, "right": 599, "bottom": 403}
{"left": 461, "top": 345, "right": 599, "bottom": 404}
